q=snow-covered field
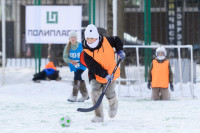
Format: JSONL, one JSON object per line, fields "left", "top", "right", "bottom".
{"left": 0, "top": 65, "right": 200, "bottom": 133}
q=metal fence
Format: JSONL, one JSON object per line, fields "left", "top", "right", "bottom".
{"left": 1, "top": 0, "right": 200, "bottom": 68}
{"left": 124, "top": 0, "right": 200, "bottom": 64}
{"left": 0, "top": 0, "right": 107, "bottom": 67}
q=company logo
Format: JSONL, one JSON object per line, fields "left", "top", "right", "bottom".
{"left": 47, "top": 11, "right": 58, "bottom": 24}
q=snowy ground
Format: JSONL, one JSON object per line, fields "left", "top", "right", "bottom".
{"left": 0, "top": 65, "right": 200, "bottom": 133}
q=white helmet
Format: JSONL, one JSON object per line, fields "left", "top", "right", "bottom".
{"left": 155, "top": 47, "right": 167, "bottom": 60}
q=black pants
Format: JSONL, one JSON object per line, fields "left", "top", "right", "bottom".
{"left": 74, "top": 69, "right": 84, "bottom": 80}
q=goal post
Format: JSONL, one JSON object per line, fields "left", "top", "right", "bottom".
{"left": 118, "top": 45, "right": 194, "bottom": 98}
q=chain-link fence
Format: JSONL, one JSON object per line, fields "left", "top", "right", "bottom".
{"left": 0, "top": 0, "right": 107, "bottom": 67}
{"left": 0, "top": 0, "right": 200, "bottom": 68}
{"left": 124, "top": 0, "right": 200, "bottom": 65}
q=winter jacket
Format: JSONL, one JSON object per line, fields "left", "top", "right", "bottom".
{"left": 148, "top": 58, "right": 173, "bottom": 88}
{"left": 82, "top": 34, "right": 124, "bottom": 83}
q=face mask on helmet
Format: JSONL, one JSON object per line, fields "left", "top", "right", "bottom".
{"left": 157, "top": 55, "right": 165, "bottom": 60}
{"left": 156, "top": 47, "right": 167, "bottom": 60}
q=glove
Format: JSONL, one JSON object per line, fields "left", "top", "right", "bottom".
{"left": 147, "top": 82, "right": 151, "bottom": 89}
{"left": 105, "top": 74, "right": 114, "bottom": 82}
{"left": 117, "top": 50, "right": 125, "bottom": 60}
{"left": 170, "top": 83, "right": 174, "bottom": 91}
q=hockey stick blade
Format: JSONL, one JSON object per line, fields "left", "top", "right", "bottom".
{"left": 77, "top": 58, "right": 122, "bottom": 112}
{"left": 77, "top": 92, "right": 105, "bottom": 112}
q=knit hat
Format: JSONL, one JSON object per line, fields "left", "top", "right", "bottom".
{"left": 69, "top": 31, "right": 77, "bottom": 38}
{"left": 84, "top": 24, "right": 99, "bottom": 39}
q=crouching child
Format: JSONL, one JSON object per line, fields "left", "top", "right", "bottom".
{"left": 32, "top": 62, "right": 61, "bottom": 81}
{"left": 147, "top": 47, "right": 174, "bottom": 100}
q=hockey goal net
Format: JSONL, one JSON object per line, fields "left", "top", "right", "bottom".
{"left": 117, "top": 45, "right": 195, "bottom": 99}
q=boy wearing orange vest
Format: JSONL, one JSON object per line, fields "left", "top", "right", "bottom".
{"left": 147, "top": 47, "right": 174, "bottom": 100}
{"left": 82, "top": 24, "right": 125, "bottom": 122}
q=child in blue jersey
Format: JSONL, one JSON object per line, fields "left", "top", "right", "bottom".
{"left": 63, "top": 31, "right": 89, "bottom": 102}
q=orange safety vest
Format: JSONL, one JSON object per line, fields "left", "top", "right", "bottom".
{"left": 84, "top": 37, "right": 120, "bottom": 83}
{"left": 151, "top": 60, "right": 169, "bottom": 88}
{"left": 45, "top": 62, "right": 57, "bottom": 70}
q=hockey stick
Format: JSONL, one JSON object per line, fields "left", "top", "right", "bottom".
{"left": 77, "top": 58, "right": 122, "bottom": 112}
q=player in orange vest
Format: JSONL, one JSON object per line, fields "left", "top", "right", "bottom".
{"left": 82, "top": 24, "right": 125, "bottom": 122}
{"left": 147, "top": 47, "right": 174, "bottom": 100}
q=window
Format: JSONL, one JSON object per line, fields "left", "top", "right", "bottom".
{"left": 81, "top": 3, "right": 89, "bottom": 17}
{"left": 151, "top": 0, "right": 165, "bottom": 8}
{"left": 125, "top": 0, "right": 141, "bottom": 8}
{"left": 0, "top": 2, "right": 13, "bottom": 21}
{"left": 186, "top": 0, "right": 199, "bottom": 7}
{"left": 74, "top": 3, "right": 88, "bottom": 18}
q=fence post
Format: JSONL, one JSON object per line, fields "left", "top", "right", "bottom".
{"left": 89, "top": 0, "right": 95, "bottom": 24}
{"left": 89, "top": 0, "right": 91, "bottom": 24}
{"left": 34, "top": 0, "right": 41, "bottom": 73}
{"left": 93, "top": 0, "right": 95, "bottom": 24}
{"left": 144, "top": 0, "right": 151, "bottom": 82}
{"left": 147, "top": 0, "right": 151, "bottom": 67}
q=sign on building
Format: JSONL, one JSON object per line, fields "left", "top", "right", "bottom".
{"left": 26, "top": 6, "right": 82, "bottom": 44}
{"left": 167, "top": 0, "right": 183, "bottom": 46}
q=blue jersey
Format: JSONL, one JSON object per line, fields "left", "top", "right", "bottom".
{"left": 69, "top": 43, "right": 86, "bottom": 72}
{"left": 43, "top": 68, "right": 56, "bottom": 76}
